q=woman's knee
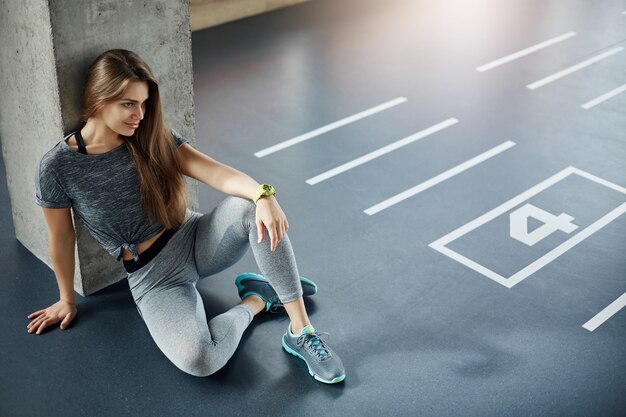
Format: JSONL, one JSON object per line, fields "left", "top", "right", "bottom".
{"left": 174, "top": 341, "right": 222, "bottom": 377}
{"left": 222, "top": 196, "right": 256, "bottom": 228}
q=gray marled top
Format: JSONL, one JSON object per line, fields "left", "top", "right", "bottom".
{"left": 35, "top": 129, "right": 189, "bottom": 262}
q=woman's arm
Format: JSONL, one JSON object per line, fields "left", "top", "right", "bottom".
{"left": 27, "top": 207, "right": 78, "bottom": 334}
{"left": 178, "top": 144, "right": 289, "bottom": 251}
{"left": 178, "top": 143, "right": 260, "bottom": 201}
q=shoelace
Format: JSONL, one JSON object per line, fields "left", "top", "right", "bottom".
{"left": 297, "top": 332, "right": 331, "bottom": 360}
{"left": 268, "top": 297, "right": 285, "bottom": 313}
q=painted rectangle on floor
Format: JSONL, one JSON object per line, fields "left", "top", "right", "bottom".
{"left": 430, "top": 167, "right": 626, "bottom": 288}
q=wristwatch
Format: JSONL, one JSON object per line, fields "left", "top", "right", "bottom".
{"left": 253, "top": 184, "right": 276, "bottom": 204}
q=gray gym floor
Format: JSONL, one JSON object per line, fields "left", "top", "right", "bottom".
{"left": 2, "top": 0, "right": 625, "bottom": 415}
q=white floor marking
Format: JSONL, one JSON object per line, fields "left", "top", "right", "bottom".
{"left": 581, "top": 83, "right": 626, "bottom": 109}
{"left": 306, "top": 118, "right": 459, "bottom": 185}
{"left": 583, "top": 293, "right": 626, "bottom": 331}
{"left": 364, "top": 141, "right": 516, "bottom": 216}
{"left": 476, "top": 32, "right": 576, "bottom": 72}
{"left": 430, "top": 167, "right": 626, "bottom": 288}
{"left": 254, "top": 97, "right": 407, "bottom": 158}
{"left": 526, "top": 47, "right": 624, "bottom": 90}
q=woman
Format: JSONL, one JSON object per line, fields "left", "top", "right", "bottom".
{"left": 27, "top": 49, "right": 345, "bottom": 384}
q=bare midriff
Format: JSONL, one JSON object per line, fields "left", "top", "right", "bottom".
{"left": 121, "top": 227, "right": 167, "bottom": 261}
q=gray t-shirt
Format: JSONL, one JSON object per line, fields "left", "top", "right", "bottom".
{"left": 35, "top": 129, "right": 190, "bottom": 262}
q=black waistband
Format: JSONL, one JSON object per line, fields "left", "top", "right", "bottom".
{"left": 123, "top": 227, "right": 178, "bottom": 273}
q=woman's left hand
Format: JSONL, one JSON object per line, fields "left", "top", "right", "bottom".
{"left": 255, "top": 196, "right": 289, "bottom": 252}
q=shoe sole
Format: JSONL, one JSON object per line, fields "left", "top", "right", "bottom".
{"left": 235, "top": 272, "right": 318, "bottom": 297}
{"left": 282, "top": 336, "right": 346, "bottom": 384}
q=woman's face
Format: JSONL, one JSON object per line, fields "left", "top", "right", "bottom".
{"left": 98, "top": 80, "right": 149, "bottom": 137}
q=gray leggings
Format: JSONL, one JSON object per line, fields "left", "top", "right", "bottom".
{"left": 126, "top": 196, "right": 303, "bottom": 377}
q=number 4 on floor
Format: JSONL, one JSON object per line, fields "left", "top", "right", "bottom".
{"left": 510, "top": 203, "right": 578, "bottom": 246}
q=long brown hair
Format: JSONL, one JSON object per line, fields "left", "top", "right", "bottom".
{"left": 83, "top": 49, "right": 187, "bottom": 229}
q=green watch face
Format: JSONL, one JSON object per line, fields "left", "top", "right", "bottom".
{"left": 254, "top": 184, "right": 276, "bottom": 203}
{"left": 260, "top": 184, "right": 275, "bottom": 195}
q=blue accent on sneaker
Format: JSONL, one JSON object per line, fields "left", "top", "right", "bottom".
{"left": 235, "top": 273, "right": 318, "bottom": 313}
{"left": 282, "top": 323, "right": 346, "bottom": 384}
{"left": 293, "top": 324, "right": 315, "bottom": 336}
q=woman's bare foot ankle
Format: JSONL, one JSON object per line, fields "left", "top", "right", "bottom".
{"left": 240, "top": 294, "right": 266, "bottom": 315}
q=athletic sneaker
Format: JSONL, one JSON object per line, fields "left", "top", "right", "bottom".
{"left": 282, "top": 323, "right": 346, "bottom": 384}
{"left": 235, "top": 272, "right": 318, "bottom": 313}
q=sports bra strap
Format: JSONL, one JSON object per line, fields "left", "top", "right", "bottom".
{"left": 74, "top": 130, "right": 88, "bottom": 155}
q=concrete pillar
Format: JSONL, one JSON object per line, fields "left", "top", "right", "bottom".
{"left": 0, "top": 0, "right": 198, "bottom": 296}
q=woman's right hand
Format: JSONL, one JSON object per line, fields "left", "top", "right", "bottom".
{"left": 27, "top": 300, "right": 77, "bottom": 335}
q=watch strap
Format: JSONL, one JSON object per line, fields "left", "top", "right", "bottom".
{"left": 253, "top": 184, "right": 276, "bottom": 204}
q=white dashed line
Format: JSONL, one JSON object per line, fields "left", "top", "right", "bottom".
{"left": 476, "top": 32, "right": 576, "bottom": 72}
{"left": 364, "top": 141, "right": 516, "bottom": 216}
{"left": 583, "top": 292, "right": 626, "bottom": 331}
{"left": 254, "top": 97, "right": 407, "bottom": 158}
{"left": 582, "top": 83, "right": 626, "bottom": 109}
{"left": 306, "top": 118, "right": 459, "bottom": 185}
{"left": 526, "top": 47, "right": 624, "bottom": 90}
